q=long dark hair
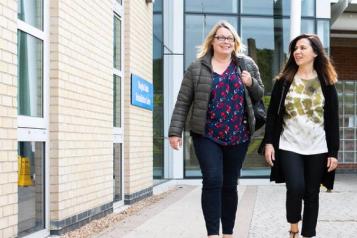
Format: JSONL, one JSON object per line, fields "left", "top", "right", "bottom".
{"left": 277, "top": 34, "right": 337, "bottom": 85}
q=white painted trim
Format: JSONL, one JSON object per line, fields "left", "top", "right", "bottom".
{"left": 113, "top": 68, "right": 124, "bottom": 77}
{"left": 44, "top": 0, "right": 50, "bottom": 233}
{"left": 290, "top": 0, "right": 302, "bottom": 40}
{"left": 17, "top": 20, "right": 45, "bottom": 39}
{"left": 17, "top": 116, "right": 46, "bottom": 128}
{"left": 114, "top": 0, "right": 124, "bottom": 16}
{"left": 316, "top": 0, "right": 331, "bottom": 18}
{"left": 163, "top": 0, "right": 184, "bottom": 179}
{"left": 113, "top": 132, "right": 123, "bottom": 143}
{"left": 17, "top": 128, "right": 47, "bottom": 142}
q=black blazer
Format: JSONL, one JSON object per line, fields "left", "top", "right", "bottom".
{"left": 259, "top": 74, "right": 339, "bottom": 189}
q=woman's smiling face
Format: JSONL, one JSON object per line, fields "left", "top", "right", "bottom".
{"left": 293, "top": 38, "right": 317, "bottom": 67}
{"left": 211, "top": 27, "right": 235, "bottom": 57}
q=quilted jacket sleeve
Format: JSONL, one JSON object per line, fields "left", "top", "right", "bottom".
{"left": 168, "top": 64, "right": 195, "bottom": 137}
{"left": 244, "top": 56, "right": 264, "bottom": 102}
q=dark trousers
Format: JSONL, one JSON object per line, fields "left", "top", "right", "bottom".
{"left": 279, "top": 150, "right": 327, "bottom": 237}
{"left": 192, "top": 135, "right": 249, "bottom": 236}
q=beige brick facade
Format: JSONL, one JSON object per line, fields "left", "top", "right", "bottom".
{"left": 123, "top": 1, "right": 153, "bottom": 196}
{"left": 49, "top": 0, "right": 114, "bottom": 223}
{"left": 0, "top": 0, "right": 154, "bottom": 235}
{"left": 0, "top": 0, "right": 18, "bottom": 237}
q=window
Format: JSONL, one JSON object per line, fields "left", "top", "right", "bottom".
{"left": 113, "top": 143, "right": 123, "bottom": 201}
{"left": 17, "top": 30, "right": 43, "bottom": 117}
{"left": 185, "top": 0, "right": 238, "bottom": 13}
{"left": 153, "top": 0, "right": 164, "bottom": 179}
{"left": 18, "top": 0, "right": 43, "bottom": 30}
{"left": 113, "top": 75, "right": 121, "bottom": 127}
{"left": 18, "top": 142, "right": 45, "bottom": 237}
{"left": 114, "top": 15, "right": 122, "bottom": 70}
{"left": 113, "top": 0, "right": 124, "bottom": 203}
{"left": 241, "top": 0, "right": 315, "bottom": 17}
{"left": 336, "top": 81, "right": 357, "bottom": 164}
{"left": 17, "top": 0, "right": 48, "bottom": 236}
{"left": 317, "top": 20, "right": 330, "bottom": 54}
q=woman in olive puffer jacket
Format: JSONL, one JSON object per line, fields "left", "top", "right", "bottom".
{"left": 168, "top": 20, "right": 264, "bottom": 238}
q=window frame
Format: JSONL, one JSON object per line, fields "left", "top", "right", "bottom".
{"left": 17, "top": 0, "right": 50, "bottom": 237}
{"left": 113, "top": 0, "right": 125, "bottom": 207}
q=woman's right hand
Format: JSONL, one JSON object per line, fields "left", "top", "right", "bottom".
{"left": 264, "top": 144, "right": 275, "bottom": 167}
{"left": 169, "top": 136, "right": 182, "bottom": 150}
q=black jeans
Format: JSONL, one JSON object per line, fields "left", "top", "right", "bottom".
{"left": 192, "top": 134, "right": 249, "bottom": 236}
{"left": 279, "top": 149, "right": 327, "bottom": 237}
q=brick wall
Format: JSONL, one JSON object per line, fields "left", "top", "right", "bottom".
{"left": 49, "top": 0, "right": 114, "bottom": 225}
{"left": 0, "top": 0, "right": 18, "bottom": 237}
{"left": 331, "top": 37, "right": 357, "bottom": 81}
{"left": 123, "top": 0, "right": 153, "bottom": 198}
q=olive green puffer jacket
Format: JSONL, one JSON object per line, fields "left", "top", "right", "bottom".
{"left": 168, "top": 52, "right": 264, "bottom": 138}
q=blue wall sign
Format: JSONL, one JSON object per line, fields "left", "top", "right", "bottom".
{"left": 131, "top": 74, "right": 153, "bottom": 111}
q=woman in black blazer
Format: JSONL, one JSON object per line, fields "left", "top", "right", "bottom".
{"left": 260, "top": 34, "right": 339, "bottom": 238}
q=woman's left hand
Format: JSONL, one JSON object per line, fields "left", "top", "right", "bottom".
{"left": 241, "top": 70, "right": 252, "bottom": 87}
{"left": 327, "top": 157, "right": 338, "bottom": 172}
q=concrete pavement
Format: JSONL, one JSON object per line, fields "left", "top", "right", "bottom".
{"left": 95, "top": 174, "right": 357, "bottom": 238}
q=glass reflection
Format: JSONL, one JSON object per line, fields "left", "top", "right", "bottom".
{"left": 18, "top": 142, "right": 45, "bottom": 237}
{"left": 113, "top": 143, "right": 122, "bottom": 201}
{"left": 185, "top": 0, "right": 238, "bottom": 13}
{"left": 241, "top": 0, "right": 315, "bottom": 17}
{"left": 317, "top": 20, "right": 330, "bottom": 54}
{"left": 154, "top": 0, "right": 163, "bottom": 12}
{"left": 17, "top": 31, "right": 43, "bottom": 117}
{"left": 241, "top": 0, "right": 289, "bottom": 16}
{"left": 18, "top": 0, "right": 43, "bottom": 30}
{"left": 114, "top": 16, "right": 121, "bottom": 70}
{"left": 113, "top": 75, "right": 121, "bottom": 127}
{"left": 241, "top": 17, "right": 290, "bottom": 92}
{"left": 153, "top": 1, "right": 164, "bottom": 179}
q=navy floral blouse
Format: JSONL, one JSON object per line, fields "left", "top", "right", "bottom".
{"left": 205, "top": 61, "right": 250, "bottom": 145}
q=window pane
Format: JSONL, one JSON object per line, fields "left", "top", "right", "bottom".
{"left": 116, "top": 0, "right": 122, "bottom": 5}
{"left": 301, "top": 19, "right": 315, "bottom": 34}
{"left": 113, "top": 75, "right": 121, "bottom": 127}
{"left": 241, "top": 17, "right": 289, "bottom": 173}
{"left": 184, "top": 131, "right": 202, "bottom": 177}
{"left": 241, "top": 0, "right": 290, "bottom": 16}
{"left": 153, "top": 11, "right": 164, "bottom": 179}
{"left": 241, "top": 17, "right": 290, "bottom": 93}
{"left": 113, "top": 143, "right": 122, "bottom": 201}
{"left": 17, "top": 30, "right": 43, "bottom": 117}
{"left": 302, "top": 0, "right": 315, "bottom": 17}
{"left": 154, "top": 14, "right": 163, "bottom": 59}
{"left": 185, "top": 0, "right": 238, "bottom": 13}
{"left": 185, "top": 15, "right": 238, "bottom": 68}
{"left": 317, "top": 20, "right": 330, "bottom": 54}
{"left": 18, "top": 142, "right": 45, "bottom": 237}
{"left": 154, "top": 0, "right": 163, "bottom": 12}
{"left": 18, "top": 0, "right": 43, "bottom": 30}
{"left": 114, "top": 16, "right": 122, "bottom": 70}
{"left": 241, "top": 0, "right": 314, "bottom": 16}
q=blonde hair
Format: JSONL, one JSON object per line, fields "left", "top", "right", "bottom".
{"left": 197, "top": 21, "right": 242, "bottom": 59}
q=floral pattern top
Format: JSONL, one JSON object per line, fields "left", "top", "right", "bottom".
{"left": 205, "top": 61, "right": 250, "bottom": 145}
